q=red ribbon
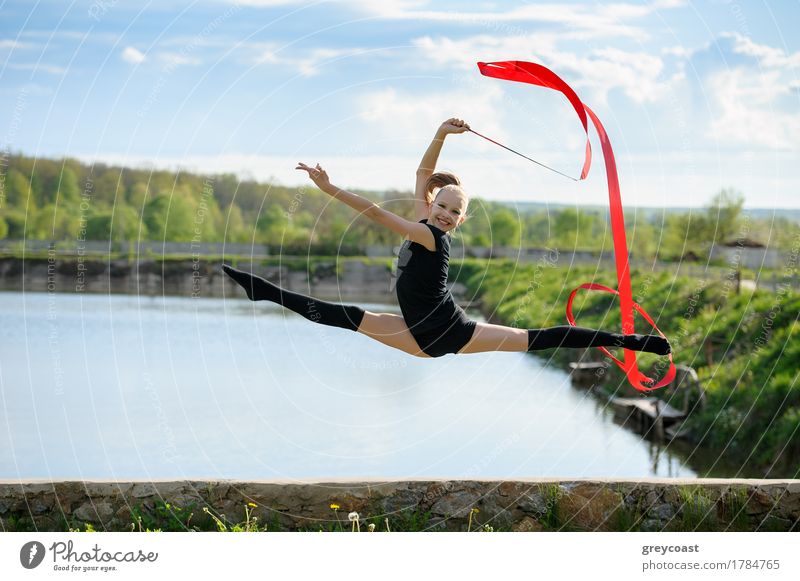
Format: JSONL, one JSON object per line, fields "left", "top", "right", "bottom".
{"left": 477, "top": 60, "right": 675, "bottom": 391}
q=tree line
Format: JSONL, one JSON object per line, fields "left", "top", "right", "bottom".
{"left": 1, "top": 154, "right": 796, "bottom": 259}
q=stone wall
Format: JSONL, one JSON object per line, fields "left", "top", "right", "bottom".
{"left": 1, "top": 479, "right": 797, "bottom": 532}
{"left": 0, "top": 257, "right": 397, "bottom": 301}
{"left": 0, "top": 256, "right": 475, "bottom": 305}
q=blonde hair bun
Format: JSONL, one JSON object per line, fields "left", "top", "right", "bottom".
{"left": 424, "top": 172, "right": 463, "bottom": 205}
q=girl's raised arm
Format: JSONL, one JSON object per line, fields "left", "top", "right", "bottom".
{"left": 414, "top": 118, "right": 469, "bottom": 221}
{"left": 296, "top": 162, "right": 437, "bottom": 251}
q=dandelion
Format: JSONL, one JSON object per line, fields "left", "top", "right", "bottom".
{"left": 467, "top": 507, "right": 480, "bottom": 532}
{"left": 202, "top": 506, "right": 228, "bottom": 532}
{"left": 242, "top": 503, "right": 260, "bottom": 532}
{"left": 348, "top": 511, "right": 360, "bottom": 532}
{"left": 330, "top": 503, "right": 343, "bottom": 531}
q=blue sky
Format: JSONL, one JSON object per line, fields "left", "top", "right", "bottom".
{"left": 1, "top": 0, "right": 799, "bottom": 208}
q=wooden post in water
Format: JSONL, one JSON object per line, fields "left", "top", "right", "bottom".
{"left": 653, "top": 399, "right": 665, "bottom": 442}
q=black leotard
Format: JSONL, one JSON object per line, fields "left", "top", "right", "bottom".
{"left": 391, "top": 219, "right": 476, "bottom": 357}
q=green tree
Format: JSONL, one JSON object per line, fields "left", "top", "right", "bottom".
{"left": 3, "top": 168, "right": 35, "bottom": 211}
{"left": 553, "top": 208, "right": 580, "bottom": 249}
{"left": 113, "top": 205, "right": 147, "bottom": 240}
{"left": 86, "top": 206, "right": 146, "bottom": 241}
{"left": 767, "top": 216, "right": 800, "bottom": 252}
{"left": 625, "top": 213, "right": 660, "bottom": 260}
{"left": 85, "top": 213, "right": 113, "bottom": 240}
{"left": 224, "top": 204, "right": 247, "bottom": 243}
{"left": 29, "top": 161, "right": 57, "bottom": 207}
{"left": 143, "top": 194, "right": 194, "bottom": 241}
{"left": 631, "top": 220, "right": 659, "bottom": 260}
{"left": 127, "top": 182, "right": 150, "bottom": 209}
{"left": 706, "top": 188, "right": 745, "bottom": 244}
{"left": 91, "top": 169, "right": 125, "bottom": 209}
{"left": 1, "top": 210, "right": 28, "bottom": 238}
{"left": 255, "top": 204, "right": 289, "bottom": 246}
{"left": 523, "top": 211, "right": 551, "bottom": 247}
{"left": 659, "top": 212, "right": 705, "bottom": 260}
{"left": 188, "top": 192, "right": 222, "bottom": 242}
{"left": 320, "top": 217, "right": 348, "bottom": 251}
{"left": 490, "top": 208, "right": 521, "bottom": 247}
{"left": 213, "top": 173, "right": 243, "bottom": 210}
{"left": 56, "top": 167, "right": 82, "bottom": 209}
{"left": 31, "top": 203, "right": 80, "bottom": 240}
{"left": 575, "top": 209, "right": 599, "bottom": 249}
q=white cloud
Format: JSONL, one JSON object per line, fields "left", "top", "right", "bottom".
{"left": 347, "top": 0, "right": 684, "bottom": 41}
{"left": 252, "top": 44, "right": 374, "bottom": 76}
{"left": 234, "top": 0, "right": 320, "bottom": 6}
{"left": 724, "top": 32, "right": 800, "bottom": 69}
{"left": 226, "top": 0, "right": 683, "bottom": 40}
{"left": 293, "top": 47, "right": 357, "bottom": 76}
{"left": 19, "top": 30, "right": 87, "bottom": 40}
{"left": 7, "top": 63, "right": 67, "bottom": 75}
{"left": 157, "top": 52, "right": 202, "bottom": 67}
{"left": 19, "top": 30, "right": 119, "bottom": 43}
{"left": 410, "top": 33, "right": 531, "bottom": 71}
{"left": 121, "top": 46, "right": 146, "bottom": 65}
{"left": 232, "top": 0, "right": 429, "bottom": 12}
{"left": 662, "top": 45, "right": 692, "bottom": 58}
{"left": 576, "top": 48, "right": 666, "bottom": 104}
{"left": 160, "top": 36, "right": 234, "bottom": 49}
{"left": 252, "top": 42, "right": 280, "bottom": 65}
{"left": 706, "top": 68, "right": 800, "bottom": 150}
{"left": 0, "top": 83, "right": 52, "bottom": 97}
{"left": 410, "top": 33, "right": 671, "bottom": 105}
{"left": 355, "top": 83, "right": 508, "bottom": 147}
{"left": 686, "top": 32, "right": 800, "bottom": 150}
{"left": 0, "top": 39, "right": 36, "bottom": 49}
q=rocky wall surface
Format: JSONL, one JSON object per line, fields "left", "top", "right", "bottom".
{"left": 0, "top": 257, "right": 395, "bottom": 300}
{"left": 1, "top": 479, "right": 798, "bottom": 532}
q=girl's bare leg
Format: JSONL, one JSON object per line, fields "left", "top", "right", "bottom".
{"left": 357, "top": 311, "right": 431, "bottom": 358}
{"left": 457, "top": 322, "right": 528, "bottom": 354}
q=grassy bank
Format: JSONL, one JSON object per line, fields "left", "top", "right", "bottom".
{"left": 452, "top": 259, "right": 799, "bottom": 477}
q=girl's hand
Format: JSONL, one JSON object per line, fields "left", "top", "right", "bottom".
{"left": 296, "top": 162, "right": 331, "bottom": 191}
{"left": 439, "top": 117, "right": 470, "bottom": 135}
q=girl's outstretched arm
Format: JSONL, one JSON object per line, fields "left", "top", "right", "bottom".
{"left": 296, "top": 162, "right": 437, "bottom": 251}
{"left": 414, "top": 118, "right": 469, "bottom": 221}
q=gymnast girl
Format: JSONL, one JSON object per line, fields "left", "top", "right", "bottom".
{"left": 223, "top": 118, "right": 671, "bottom": 359}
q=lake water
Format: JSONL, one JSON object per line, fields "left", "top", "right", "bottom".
{"left": 0, "top": 291, "right": 697, "bottom": 479}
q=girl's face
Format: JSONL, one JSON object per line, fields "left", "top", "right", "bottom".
{"left": 429, "top": 186, "right": 468, "bottom": 232}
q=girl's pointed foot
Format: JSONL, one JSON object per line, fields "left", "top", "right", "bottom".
{"left": 622, "top": 334, "right": 671, "bottom": 356}
{"left": 222, "top": 264, "right": 260, "bottom": 301}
